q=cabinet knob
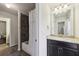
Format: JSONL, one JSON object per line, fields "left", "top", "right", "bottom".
{"left": 35, "top": 39, "right": 37, "bottom": 42}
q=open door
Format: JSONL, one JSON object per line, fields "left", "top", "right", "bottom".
{"left": 30, "top": 9, "right": 39, "bottom": 56}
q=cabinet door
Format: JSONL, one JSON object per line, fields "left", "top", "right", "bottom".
{"left": 63, "top": 48, "right": 78, "bottom": 56}
{"left": 47, "top": 45, "right": 58, "bottom": 56}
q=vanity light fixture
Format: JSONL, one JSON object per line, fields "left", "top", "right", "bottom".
{"left": 53, "top": 4, "right": 70, "bottom": 14}
{"left": 64, "top": 4, "right": 68, "bottom": 8}
{"left": 54, "top": 8, "right": 59, "bottom": 14}
{"left": 55, "top": 8, "right": 58, "bottom": 11}
{"left": 59, "top": 6, "right": 62, "bottom": 10}
{"left": 5, "top": 4, "right": 11, "bottom": 8}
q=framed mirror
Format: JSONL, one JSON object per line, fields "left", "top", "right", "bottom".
{"left": 50, "top": 4, "right": 75, "bottom": 37}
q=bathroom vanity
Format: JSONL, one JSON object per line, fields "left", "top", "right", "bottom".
{"left": 47, "top": 4, "right": 79, "bottom": 56}
{"left": 47, "top": 36, "right": 79, "bottom": 56}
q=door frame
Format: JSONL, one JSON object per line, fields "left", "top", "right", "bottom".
{"left": 0, "top": 17, "right": 11, "bottom": 47}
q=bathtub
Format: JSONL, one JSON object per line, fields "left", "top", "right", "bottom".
{"left": 22, "top": 41, "right": 32, "bottom": 55}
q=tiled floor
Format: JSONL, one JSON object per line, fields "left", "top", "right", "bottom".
{"left": 0, "top": 44, "right": 30, "bottom": 56}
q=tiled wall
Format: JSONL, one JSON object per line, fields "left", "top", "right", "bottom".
{"left": 20, "top": 13, "right": 29, "bottom": 42}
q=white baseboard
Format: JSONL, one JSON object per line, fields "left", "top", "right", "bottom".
{"left": 10, "top": 43, "right": 18, "bottom": 47}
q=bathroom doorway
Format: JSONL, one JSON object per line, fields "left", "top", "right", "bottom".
{"left": 0, "top": 17, "right": 11, "bottom": 47}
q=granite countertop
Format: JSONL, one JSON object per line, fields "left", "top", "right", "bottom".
{"left": 47, "top": 35, "right": 79, "bottom": 44}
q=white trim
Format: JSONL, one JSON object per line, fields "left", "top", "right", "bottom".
{"left": 18, "top": 10, "right": 20, "bottom": 51}
{"left": 36, "top": 4, "right": 39, "bottom": 56}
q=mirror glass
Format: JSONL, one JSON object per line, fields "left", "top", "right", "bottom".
{"left": 51, "top": 4, "right": 74, "bottom": 36}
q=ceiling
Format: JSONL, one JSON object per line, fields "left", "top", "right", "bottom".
{"left": 48, "top": 3, "right": 64, "bottom": 10}
{"left": 0, "top": 3, "right": 35, "bottom": 15}
{"left": 48, "top": 3, "right": 74, "bottom": 10}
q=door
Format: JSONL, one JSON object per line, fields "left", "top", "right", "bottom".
{"left": 47, "top": 40, "right": 58, "bottom": 56}
{"left": 32, "top": 9, "right": 38, "bottom": 56}
{"left": 47, "top": 45, "right": 58, "bottom": 56}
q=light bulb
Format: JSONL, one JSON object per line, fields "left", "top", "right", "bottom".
{"left": 64, "top": 4, "right": 68, "bottom": 8}
{"left": 5, "top": 4, "right": 11, "bottom": 8}
{"left": 59, "top": 6, "right": 62, "bottom": 10}
{"left": 55, "top": 8, "right": 57, "bottom": 11}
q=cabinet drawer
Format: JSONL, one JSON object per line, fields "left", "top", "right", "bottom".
{"left": 47, "top": 39, "right": 58, "bottom": 45}
{"left": 48, "top": 39, "right": 78, "bottom": 49}
{"left": 63, "top": 47, "right": 78, "bottom": 56}
{"left": 59, "top": 41, "right": 78, "bottom": 49}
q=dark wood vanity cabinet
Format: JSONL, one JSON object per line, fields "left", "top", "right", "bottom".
{"left": 47, "top": 39, "right": 79, "bottom": 56}
{"left": 47, "top": 44, "right": 58, "bottom": 56}
{"left": 63, "top": 47, "right": 78, "bottom": 56}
